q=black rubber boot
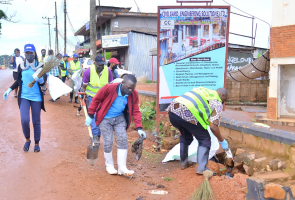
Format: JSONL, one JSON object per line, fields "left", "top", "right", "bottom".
{"left": 180, "top": 143, "right": 192, "bottom": 170}
{"left": 74, "top": 96, "right": 79, "bottom": 104}
{"left": 69, "top": 92, "right": 73, "bottom": 103}
{"left": 196, "top": 146, "right": 212, "bottom": 175}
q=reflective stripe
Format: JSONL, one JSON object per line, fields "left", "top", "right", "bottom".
{"left": 181, "top": 94, "right": 204, "bottom": 117}
{"left": 87, "top": 83, "right": 101, "bottom": 89}
{"left": 85, "top": 89, "right": 97, "bottom": 96}
{"left": 189, "top": 91, "right": 211, "bottom": 117}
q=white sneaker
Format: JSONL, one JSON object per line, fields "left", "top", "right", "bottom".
{"left": 104, "top": 151, "right": 118, "bottom": 175}
{"left": 117, "top": 149, "right": 134, "bottom": 176}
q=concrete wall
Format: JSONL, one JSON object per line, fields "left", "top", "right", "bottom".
{"left": 110, "top": 17, "right": 157, "bottom": 35}
{"left": 268, "top": 0, "right": 295, "bottom": 119}
{"left": 272, "top": 0, "right": 295, "bottom": 27}
{"left": 226, "top": 78, "right": 268, "bottom": 102}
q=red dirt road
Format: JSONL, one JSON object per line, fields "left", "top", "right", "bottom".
{"left": 0, "top": 70, "right": 245, "bottom": 199}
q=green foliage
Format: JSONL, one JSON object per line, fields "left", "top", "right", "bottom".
{"left": 163, "top": 177, "right": 173, "bottom": 181}
{"left": 0, "top": 10, "right": 7, "bottom": 34}
{"left": 0, "top": 55, "right": 11, "bottom": 68}
{"left": 145, "top": 80, "right": 157, "bottom": 83}
{"left": 142, "top": 120, "right": 156, "bottom": 132}
{"left": 139, "top": 101, "right": 156, "bottom": 121}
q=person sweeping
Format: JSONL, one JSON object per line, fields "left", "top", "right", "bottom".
{"left": 167, "top": 87, "right": 230, "bottom": 174}
{"left": 3, "top": 44, "right": 45, "bottom": 152}
{"left": 82, "top": 55, "right": 113, "bottom": 144}
{"left": 85, "top": 74, "right": 146, "bottom": 176}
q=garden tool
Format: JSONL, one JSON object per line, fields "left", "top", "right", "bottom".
{"left": 78, "top": 92, "right": 99, "bottom": 166}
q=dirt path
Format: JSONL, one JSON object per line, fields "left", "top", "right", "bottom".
{"left": 0, "top": 70, "right": 245, "bottom": 200}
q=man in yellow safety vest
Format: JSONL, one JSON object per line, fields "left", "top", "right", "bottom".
{"left": 167, "top": 87, "right": 230, "bottom": 175}
{"left": 59, "top": 54, "right": 69, "bottom": 83}
{"left": 82, "top": 55, "right": 113, "bottom": 144}
{"left": 67, "top": 53, "right": 82, "bottom": 103}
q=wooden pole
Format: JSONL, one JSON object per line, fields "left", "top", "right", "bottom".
{"left": 90, "top": 0, "right": 97, "bottom": 60}
{"left": 64, "top": 0, "right": 66, "bottom": 54}
{"left": 55, "top": 1, "right": 59, "bottom": 54}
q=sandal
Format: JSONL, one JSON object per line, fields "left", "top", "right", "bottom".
{"left": 34, "top": 145, "right": 40, "bottom": 152}
{"left": 23, "top": 141, "right": 31, "bottom": 152}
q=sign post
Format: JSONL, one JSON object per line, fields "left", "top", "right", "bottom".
{"left": 156, "top": 5, "right": 230, "bottom": 132}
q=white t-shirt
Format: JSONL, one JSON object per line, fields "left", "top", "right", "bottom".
{"left": 14, "top": 57, "right": 24, "bottom": 72}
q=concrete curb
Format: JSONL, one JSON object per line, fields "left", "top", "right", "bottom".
{"left": 220, "top": 118, "right": 295, "bottom": 145}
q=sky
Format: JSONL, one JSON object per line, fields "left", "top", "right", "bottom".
{"left": 0, "top": 0, "right": 272, "bottom": 56}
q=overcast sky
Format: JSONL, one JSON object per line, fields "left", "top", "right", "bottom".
{"left": 0, "top": 0, "right": 272, "bottom": 56}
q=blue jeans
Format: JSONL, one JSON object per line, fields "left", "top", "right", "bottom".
{"left": 87, "top": 96, "right": 101, "bottom": 137}
{"left": 20, "top": 98, "right": 42, "bottom": 143}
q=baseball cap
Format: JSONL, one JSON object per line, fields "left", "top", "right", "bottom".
{"left": 63, "top": 54, "right": 69, "bottom": 57}
{"left": 109, "top": 58, "right": 120, "bottom": 64}
{"left": 95, "top": 55, "right": 105, "bottom": 65}
{"left": 24, "top": 44, "right": 36, "bottom": 52}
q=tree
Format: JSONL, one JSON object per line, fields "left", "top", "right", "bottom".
{"left": 0, "top": 0, "right": 21, "bottom": 35}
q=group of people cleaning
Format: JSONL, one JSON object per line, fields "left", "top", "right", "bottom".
{"left": 3, "top": 43, "right": 230, "bottom": 177}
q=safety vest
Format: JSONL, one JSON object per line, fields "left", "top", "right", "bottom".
{"left": 69, "top": 60, "right": 81, "bottom": 73}
{"left": 85, "top": 65, "right": 109, "bottom": 97}
{"left": 38, "top": 56, "right": 47, "bottom": 64}
{"left": 174, "top": 87, "right": 222, "bottom": 130}
{"left": 61, "top": 61, "right": 67, "bottom": 77}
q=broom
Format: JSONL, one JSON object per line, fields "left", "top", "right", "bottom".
{"left": 190, "top": 170, "right": 216, "bottom": 200}
{"left": 28, "top": 56, "right": 61, "bottom": 88}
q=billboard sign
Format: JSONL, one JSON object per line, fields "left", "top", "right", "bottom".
{"left": 157, "top": 6, "right": 230, "bottom": 112}
{"left": 102, "top": 34, "right": 129, "bottom": 48}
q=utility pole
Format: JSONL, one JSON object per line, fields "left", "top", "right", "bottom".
{"left": 64, "top": 0, "right": 67, "bottom": 54}
{"left": 55, "top": 1, "right": 59, "bottom": 54}
{"left": 90, "top": 0, "right": 97, "bottom": 60}
{"left": 98, "top": 0, "right": 105, "bottom": 60}
{"left": 42, "top": 16, "right": 55, "bottom": 51}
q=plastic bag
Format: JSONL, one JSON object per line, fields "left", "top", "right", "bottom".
{"left": 48, "top": 75, "right": 73, "bottom": 100}
{"left": 71, "top": 69, "right": 83, "bottom": 95}
{"left": 162, "top": 126, "right": 220, "bottom": 163}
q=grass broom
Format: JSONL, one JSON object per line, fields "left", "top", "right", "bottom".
{"left": 190, "top": 170, "right": 216, "bottom": 200}
{"left": 28, "top": 56, "right": 61, "bottom": 88}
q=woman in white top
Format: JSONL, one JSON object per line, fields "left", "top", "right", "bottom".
{"left": 10, "top": 48, "right": 25, "bottom": 97}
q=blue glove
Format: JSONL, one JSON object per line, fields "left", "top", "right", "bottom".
{"left": 85, "top": 116, "right": 92, "bottom": 127}
{"left": 137, "top": 130, "right": 146, "bottom": 139}
{"left": 35, "top": 76, "right": 44, "bottom": 84}
{"left": 220, "top": 139, "right": 229, "bottom": 150}
{"left": 3, "top": 88, "right": 12, "bottom": 100}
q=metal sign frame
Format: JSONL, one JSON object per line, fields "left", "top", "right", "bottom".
{"left": 156, "top": 5, "right": 231, "bottom": 132}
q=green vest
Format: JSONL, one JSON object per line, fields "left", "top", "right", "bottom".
{"left": 61, "top": 61, "right": 67, "bottom": 77}
{"left": 69, "top": 60, "right": 81, "bottom": 73}
{"left": 174, "top": 87, "right": 222, "bottom": 130}
{"left": 38, "top": 56, "right": 48, "bottom": 63}
{"left": 85, "top": 65, "right": 109, "bottom": 97}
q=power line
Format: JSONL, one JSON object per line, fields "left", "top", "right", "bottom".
{"left": 66, "top": 12, "right": 80, "bottom": 43}
{"left": 133, "top": 0, "right": 156, "bottom": 41}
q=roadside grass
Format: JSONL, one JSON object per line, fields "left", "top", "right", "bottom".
{"left": 142, "top": 150, "right": 163, "bottom": 165}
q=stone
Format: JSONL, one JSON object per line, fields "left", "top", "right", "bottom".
{"left": 243, "top": 165, "right": 254, "bottom": 176}
{"left": 162, "top": 137, "right": 179, "bottom": 150}
{"left": 252, "top": 171, "right": 291, "bottom": 182}
{"left": 246, "top": 177, "right": 265, "bottom": 200}
{"left": 278, "top": 161, "right": 287, "bottom": 170}
{"left": 174, "top": 135, "right": 179, "bottom": 140}
{"left": 264, "top": 183, "right": 286, "bottom": 199}
{"left": 137, "top": 164, "right": 143, "bottom": 170}
{"left": 235, "top": 148, "right": 245, "bottom": 156}
{"left": 269, "top": 159, "right": 281, "bottom": 171}
{"left": 206, "top": 160, "right": 221, "bottom": 176}
{"left": 247, "top": 154, "right": 256, "bottom": 161}
{"left": 231, "top": 163, "right": 245, "bottom": 176}
{"left": 225, "top": 158, "right": 234, "bottom": 167}
{"left": 254, "top": 157, "right": 267, "bottom": 163}
{"left": 266, "top": 165, "right": 272, "bottom": 172}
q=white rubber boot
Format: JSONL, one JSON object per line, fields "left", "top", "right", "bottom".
{"left": 117, "top": 149, "right": 134, "bottom": 176}
{"left": 104, "top": 151, "right": 118, "bottom": 175}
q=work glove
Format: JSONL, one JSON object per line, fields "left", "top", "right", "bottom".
{"left": 220, "top": 139, "right": 229, "bottom": 150}
{"left": 35, "top": 76, "right": 44, "bottom": 84}
{"left": 137, "top": 129, "right": 146, "bottom": 139}
{"left": 3, "top": 88, "right": 12, "bottom": 100}
{"left": 85, "top": 116, "right": 92, "bottom": 127}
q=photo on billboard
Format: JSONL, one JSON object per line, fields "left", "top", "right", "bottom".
{"left": 157, "top": 6, "right": 230, "bottom": 112}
